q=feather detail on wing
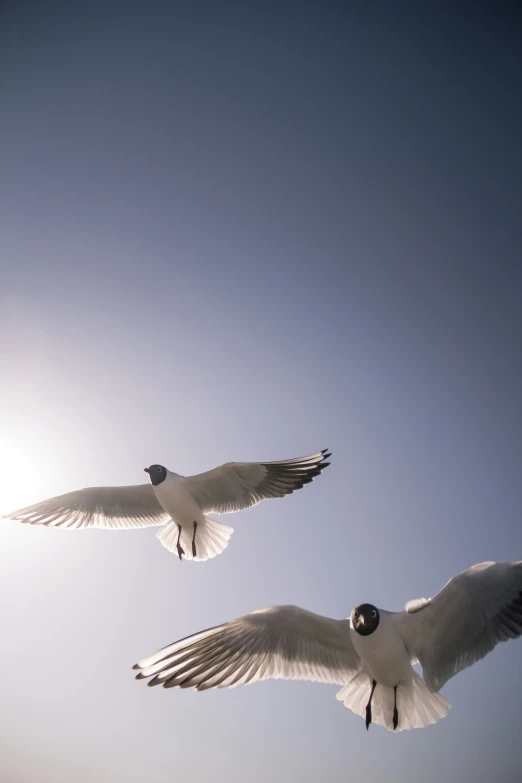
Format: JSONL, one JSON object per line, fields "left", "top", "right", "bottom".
{"left": 183, "top": 450, "right": 331, "bottom": 515}
{"left": 2, "top": 484, "right": 169, "bottom": 529}
{"left": 397, "top": 560, "right": 522, "bottom": 692}
{"left": 133, "top": 605, "right": 359, "bottom": 690}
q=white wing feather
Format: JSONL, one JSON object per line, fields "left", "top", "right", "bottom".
{"left": 134, "top": 605, "right": 359, "bottom": 690}
{"left": 397, "top": 560, "right": 522, "bottom": 692}
{"left": 184, "top": 450, "right": 331, "bottom": 515}
{"left": 2, "top": 484, "right": 169, "bottom": 530}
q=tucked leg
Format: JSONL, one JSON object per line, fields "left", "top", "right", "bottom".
{"left": 176, "top": 523, "right": 185, "bottom": 561}
{"left": 365, "top": 680, "right": 377, "bottom": 731}
{"left": 393, "top": 685, "right": 399, "bottom": 730}
{"left": 192, "top": 521, "right": 198, "bottom": 558}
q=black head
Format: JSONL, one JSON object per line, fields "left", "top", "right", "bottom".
{"left": 144, "top": 464, "right": 167, "bottom": 486}
{"left": 351, "top": 603, "right": 380, "bottom": 636}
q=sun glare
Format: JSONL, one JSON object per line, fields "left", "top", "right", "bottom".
{"left": 0, "top": 438, "right": 62, "bottom": 515}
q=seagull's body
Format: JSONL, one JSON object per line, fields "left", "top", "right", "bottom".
{"left": 2, "top": 450, "right": 331, "bottom": 561}
{"left": 150, "top": 469, "right": 208, "bottom": 558}
{"left": 350, "top": 610, "right": 411, "bottom": 688}
{"left": 134, "top": 560, "right": 522, "bottom": 731}
{"left": 152, "top": 471, "right": 203, "bottom": 529}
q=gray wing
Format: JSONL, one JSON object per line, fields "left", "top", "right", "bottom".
{"left": 396, "top": 560, "right": 522, "bottom": 692}
{"left": 2, "top": 484, "right": 169, "bottom": 530}
{"left": 133, "top": 605, "right": 359, "bottom": 690}
{"left": 183, "top": 450, "right": 331, "bottom": 515}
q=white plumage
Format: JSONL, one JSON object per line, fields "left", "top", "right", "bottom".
{"left": 135, "top": 606, "right": 358, "bottom": 688}
{"left": 396, "top": 560, "right": 522, "bottom": 692}
{"left": 2, "top": 450, "right": 330, "bottom": 561}
{"left": 134, "top": 560, "right": 522, "bottom": 731}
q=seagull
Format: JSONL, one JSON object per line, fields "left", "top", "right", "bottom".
{"left": 2, "top": 450, "right": 331, "bottom": 561}
{"left": 134, "top": 560, "right": 522, "bottom": 731}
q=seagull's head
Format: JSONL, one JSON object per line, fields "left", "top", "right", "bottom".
{"left": 351, "top": 604, "right": 380, "bottom": 636}
{"left": 144, "top": 464, "right": 167, "bottom": 486}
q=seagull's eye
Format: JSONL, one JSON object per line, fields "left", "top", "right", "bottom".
{"left": 371, "top": 610, "right": 377, "bottom": 618}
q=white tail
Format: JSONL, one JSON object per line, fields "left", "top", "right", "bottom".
{"left": 336, "top": 670, "right": 451, "bottom": 732}
{"left": 156, "top": 516, "right": 234, "bottom": 562}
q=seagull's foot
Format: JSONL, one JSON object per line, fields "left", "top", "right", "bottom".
{"left": 365, "top": 679, "right": 377, "bottom": 731}
{"left": 393, "top": 685, "right": 398, "bottom": 731}
{"left": 192, "top": 521, "right": 198, "bottom": 558}
{"left": 176, "top": 523, "right": 185, "bottom": 561}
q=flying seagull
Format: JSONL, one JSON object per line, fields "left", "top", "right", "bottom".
{"left": 2, "top": 450, "right": 330, "bottom": 561}
{"left": 134, "top": 560, "right": 522, "bottom": 731}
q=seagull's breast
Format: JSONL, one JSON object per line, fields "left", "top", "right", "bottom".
{"left": 152, "top": 473, "right": 205, "bottom": 526}
{"left": 350, "top": 615, "right": 412, "bottom": 687}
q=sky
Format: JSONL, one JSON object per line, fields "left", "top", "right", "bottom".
{"left": 1, "top": 1, "right": 521, "bottom": 781}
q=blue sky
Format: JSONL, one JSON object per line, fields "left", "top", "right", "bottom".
{"left": 1, "top": 2, "right": 521, "bottom": 781}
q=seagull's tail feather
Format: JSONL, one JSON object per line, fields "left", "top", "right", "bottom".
{"left": 156, "top": 516, "right": 234, "bottom": 562}
{"left": 336, "top": 670, "right": 451, "bottom": 732}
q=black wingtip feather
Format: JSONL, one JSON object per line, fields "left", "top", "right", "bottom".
{"left": 147, "top": 676, "right": 162, "bottom": 687}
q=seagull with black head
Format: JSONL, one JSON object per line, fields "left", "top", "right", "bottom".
{"left": 133, "top": 560, "right": 522, "bottom": 731}
{"left": 3, "top": 449, "right": 331, "bottom": 561}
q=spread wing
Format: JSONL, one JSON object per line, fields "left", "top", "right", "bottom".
{"left": 183, "top": 450, "right": 331, "bottom": 515}
{"left": 396, "top": 560, "right": 522, "bottom": 692}
{"left": 134, "top": 605, "right": 359, "bottom": 690}
{"left": 2, "top": 484, "right": 169, "bottom": 530}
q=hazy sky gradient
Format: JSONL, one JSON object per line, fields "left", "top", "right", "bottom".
{"left": 1, "top": 2, "right": 521, "bottom": 781}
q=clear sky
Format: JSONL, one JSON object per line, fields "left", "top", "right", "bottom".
{"left": 1, "top": 2, "right": 521, "bottom": 781}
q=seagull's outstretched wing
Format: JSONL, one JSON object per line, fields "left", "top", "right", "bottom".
{"left": 397, "top": 560, "right": 522, "bottom": 692}
{"left": 2, "top": 485, "right": 169, "bottom": 529}
{"left": 183, "top": 450, "right": 331, "bottom": 515}
{"left": 134, "top": 605, "right": 359, "bottom": 690}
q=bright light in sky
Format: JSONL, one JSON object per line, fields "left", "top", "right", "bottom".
{"left": 0, "top": 436, "right": 62, "bottom": 515}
